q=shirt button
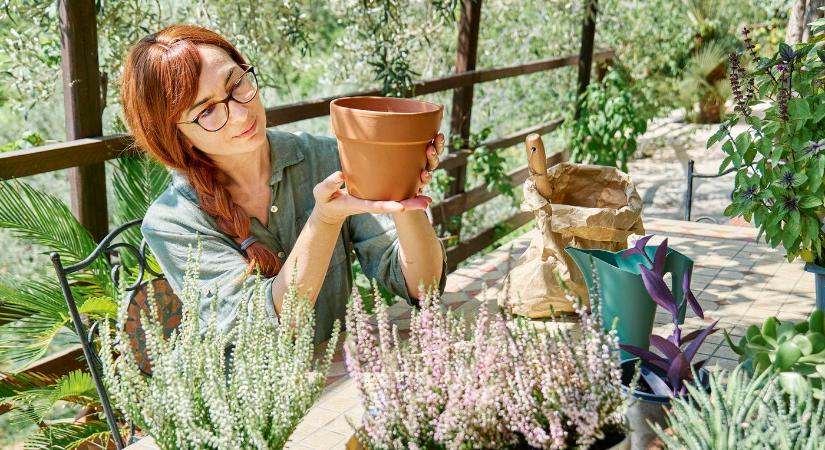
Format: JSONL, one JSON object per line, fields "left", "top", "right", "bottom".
{"left": 277, "top": 251, "right": 286, "bottom": 259}
{"left": 270, "top": 205, "right": 279, "bottom": 213}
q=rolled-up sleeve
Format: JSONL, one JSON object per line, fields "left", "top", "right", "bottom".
{"left": 347, "top": 213, "right": 448, "bottom": 304}
{"left": 141, "top": 226, "right": 278, "bottom": 334}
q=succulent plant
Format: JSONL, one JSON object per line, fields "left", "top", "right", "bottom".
{"left": 654, "top": 367, "right": 825, "bottom": 449}
{"left": 725, "top": 309, "right": 825, "bottom": 400}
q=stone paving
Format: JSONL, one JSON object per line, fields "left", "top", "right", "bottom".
{"left": 283, "top": 217, "right": 819, "bottom": 450}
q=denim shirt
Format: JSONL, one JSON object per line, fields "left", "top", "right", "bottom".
{"left": 141, "top": 128, "right": 447, "bottom": 343}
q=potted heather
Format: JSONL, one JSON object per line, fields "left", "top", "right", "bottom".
{"left": 711, "top": 20, "right": 825, "bottom": 309}
{"left": 344, "top": 286, "right": 632, "bottom": 449}
{"left": 617, "top": 236, "right": 716, "bottom": 450}
{"left": 99, "top": 257, "right": 339, "bottom": 450}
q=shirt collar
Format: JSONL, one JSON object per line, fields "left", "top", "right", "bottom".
{"left": 170, "top": 128, "right": 305, "bottom": 202}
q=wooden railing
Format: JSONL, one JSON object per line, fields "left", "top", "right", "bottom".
{"left": 1, "top": 0, "right": 611, "bottom": 383}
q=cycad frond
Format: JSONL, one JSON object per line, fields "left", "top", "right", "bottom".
{"left": 0, "top": 180, "right": 110, "bottom": 289}
{"left": 0, "top": 277, "right": 104, "bottom": 371}
{"left": 111, "top": 152, "right": 170, "bottom": 261}
{"left": 50, "top": 369, "right": 97, "bottom": 405}
{"left": 24, "top": 420, "right": 112, "bottom": 450}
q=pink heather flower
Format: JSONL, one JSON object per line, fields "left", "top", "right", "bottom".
{"left": 345, "top": 287, "right": 628, "bottom": 449}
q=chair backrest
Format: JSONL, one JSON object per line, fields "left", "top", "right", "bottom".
{"left": 122, "top": 278, "right": 182, "bottom": 375}
{"left": 50, "top": 218, "right": 182, "bottom": 449}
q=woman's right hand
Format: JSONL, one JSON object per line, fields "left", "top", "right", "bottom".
{"left": 311, "top": 171, "right": 432, "bottom": 225}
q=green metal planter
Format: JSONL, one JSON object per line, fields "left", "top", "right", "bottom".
{"left": 565, "top": 245, "right": 693, "bottom": 358}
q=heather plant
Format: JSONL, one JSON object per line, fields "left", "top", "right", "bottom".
{"left": 100, "top": 247, "right": 339, "bottom": 450}
{"left": 654, "top": 367, "right": 825, "bottom": 449}
{"left": 345, "top": 286, "right": 629, "bottom": 450}
{"left": 711, "top": 17, "right": 825, "bottom": 265}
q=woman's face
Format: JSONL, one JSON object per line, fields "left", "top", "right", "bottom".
{"left": 176, "top": 45, "right": 267, "bottom": 157}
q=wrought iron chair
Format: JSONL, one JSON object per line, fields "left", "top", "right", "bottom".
{"left": 50, "top": 218, "right": 182, "bottom": 449}
{"left": 683, "top": 159, "right": 736, "bottom": 223}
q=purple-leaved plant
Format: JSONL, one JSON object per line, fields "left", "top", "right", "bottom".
{"left": 620, "top": 235, "right": 718, "bottom": 397}
{"left": 345, "top": 285, "right": 630, "bottom": 450}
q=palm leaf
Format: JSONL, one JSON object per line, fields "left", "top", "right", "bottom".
{"left": 111, "top": 152, "right": 170, "bottom": 267}
{"left": 0, "top": 277, "right": 107, "bottom": 371}
{"left": 0, "top": 180, "right": 110, "bottom": 289}
{"left": 24, "top": 420, "right": 113, "bottom": 450}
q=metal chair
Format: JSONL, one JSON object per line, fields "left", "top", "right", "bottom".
{"left": 683, "top": 159, "right": 736, "bottom": 223}
{"left": 50, "top": 218, "right": 181, "bottom": 449}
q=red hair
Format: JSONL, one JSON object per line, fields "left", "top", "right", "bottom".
{"left": 120, "top": 24, "right": 281, "bottom": 277}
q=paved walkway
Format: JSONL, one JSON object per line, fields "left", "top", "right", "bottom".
{"left": 284, "top": 218, "right": 818, "bottom": 449}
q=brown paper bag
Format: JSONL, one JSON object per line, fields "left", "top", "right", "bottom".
{"left": 498, "top": 162, "right": 645, "bottom": 318}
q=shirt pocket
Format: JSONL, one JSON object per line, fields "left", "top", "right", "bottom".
{"left": 296, "top": 206, "right": 348, "bottom": 271}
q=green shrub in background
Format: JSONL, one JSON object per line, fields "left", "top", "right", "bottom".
{"left": 567, "top": 64, "right": 653, "bottom": 171}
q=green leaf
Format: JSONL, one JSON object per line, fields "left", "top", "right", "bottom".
{"left": 707, "top": 125, "right": 727, "bottom": 148}
{"left": 778, "top": 372, "right": 811, "bottom": 397}
{"left": 757, "top": 138, "right": 773, "bottom": 157}
{"left": 813, "top": 103, "right": 825, "bottom": 123}
{"left": 775, "top": 341, "right": 803, "bottom": 369}
{"left": 809, "top": 157, "right": 824, "bottom": 191}
{"left": 792, "top": 334, "right": 814, "bottom": 355}
{"left": 735, "top": 132, "right": 752, "bottom": 155}
{"left": 811, "top": 310, "right": 825, "bottom": 334}
{"left": 788, "top": 98, "right": 812, "bottom": 121}
{"left": 798, "top": 196, "right": 823, "bottom": 208}
{"left": 809, "top": 332, "right": 825, "bottom": 354}
{"left": 762, "top": 317, "right": 779, "bottom": 339}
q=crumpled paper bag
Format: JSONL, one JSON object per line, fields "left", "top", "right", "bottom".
{"left": 498, "top": 162, "right": 645, "bottom": 318}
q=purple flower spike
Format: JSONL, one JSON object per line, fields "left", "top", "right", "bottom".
{"left": 640, "top": 264, "right": 677, "bottom": 318}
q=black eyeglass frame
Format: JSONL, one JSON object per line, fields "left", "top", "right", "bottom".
{"left": 176, "top": 65, "right": 259, "bottom": 132}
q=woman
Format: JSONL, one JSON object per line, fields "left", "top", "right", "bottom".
{"left": 121, "top": 25, "right": 447, "bottom": 343}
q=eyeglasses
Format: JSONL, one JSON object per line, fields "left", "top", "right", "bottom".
{"left": 177, "top": 65, "right": 259, "bottom": 132}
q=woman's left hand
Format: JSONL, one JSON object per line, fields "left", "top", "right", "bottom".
{"left": 400, "top": 132, "right": 445, "bottom": 210}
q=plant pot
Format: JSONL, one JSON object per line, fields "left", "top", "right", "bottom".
{"left": 346, "top": 427, "right": 631, "bottom": 450}
{"left": 330, "top": 96, "right": 443, "bottom": 201}
{"left": 565, "top": 246, "right": 693, "bottom": 359}
{"left": 804, "top": 263, "right": 825, "bottom": 311}
{"left": 620, "top": 359, "right": 709, "bottom": 450}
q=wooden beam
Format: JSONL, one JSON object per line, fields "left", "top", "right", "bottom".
{"left": 432, "top": 151, "right": 562, "bottom": 228}
{"left": 0, "top": 51, "right": 611, "bottom": 180}
{"left": 431, "top": 119, "right": 563, "bottom": 227}
{"left": 444, "top": 0, "right": 483, "bottom": 240}
{"left": 59, "top": 0, "right": 109, "bottom": 241}
{"left": 265, "top": 49, "right": 613, "bottom": 126}
{"left": 573, "top": 0, "right": 599, "bottom": 121}
{"left": 0, "top": 135, "right": 131, "bottom": 180}
{"left": 446, "top": 210, "right": 533, "bottom": 271}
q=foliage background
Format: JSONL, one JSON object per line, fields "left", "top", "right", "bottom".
{"left": 0, "top": 1, "right": 791, "bottom": 445}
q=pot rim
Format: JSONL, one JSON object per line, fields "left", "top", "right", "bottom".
{"left": 331, "top": 96, "right": 443, "bottom": 116}
{"left": 619, "top": 358, "right": 709, "bottom": 405}
{"left": 804, "top": 262, "right": 825, "bottom": 274}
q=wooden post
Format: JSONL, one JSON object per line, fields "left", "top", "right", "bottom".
{"left": 59, "top": 0, "right": 108, "bottom": 241}
{"left": 446, "top": 0, "right": 482, "bottom": 239}
{"left": 573, "top": 0, "right": 598, "bottom": 122}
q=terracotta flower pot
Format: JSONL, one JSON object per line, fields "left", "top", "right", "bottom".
{"left": 330, "top": 96, "right": 443, "bottom": 201}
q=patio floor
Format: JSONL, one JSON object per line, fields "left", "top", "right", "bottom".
{"left": 284, "top": 218, "right": 818, "bottom": 450}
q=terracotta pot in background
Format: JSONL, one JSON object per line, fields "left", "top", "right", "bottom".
{"left": 330, "top": 96, "right": 443, "bottom": 201}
